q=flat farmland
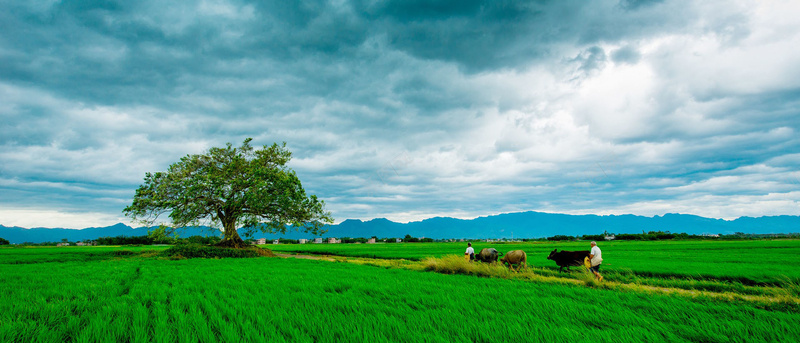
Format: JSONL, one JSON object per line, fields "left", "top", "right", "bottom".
{"left": 1, "top": 241, "right": 799, "bottom": 342}
{"left": 268, "top": 240, "right": 800, "bottom": 284}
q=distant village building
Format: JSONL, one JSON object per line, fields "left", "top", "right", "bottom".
{"left": 328, "top": 237, "right": 341, "bottom": 244}
{"left": 256, "top": 238, "right": 267, "bottom": 245}
{"left": 314, "top": 238, "right": 323, "bottom": 244}
{"left": 272, "top": 239, "right": 279, "bottom": 244}
{"left": 367, "top": 238, "right": 376, "bottom": 244}
{"left": 56, "top": 243, "right": 70, "bottom": 247}
{"left": 76, "top": 242, "right": 86, "bottom": 246}
{"left": 299, "top": 239, "right": 308, "bottom": 244}
{"left": 702, "top": 234, "right": 720, "bottom": 238}
{"left": 604, "top": 235, "right": 616, "bottom": 241}
{"left": 396, "top": 238, "right": 402, "bottom": 243}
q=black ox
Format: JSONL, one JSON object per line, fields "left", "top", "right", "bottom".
{"left": 547, "top": 249, "right": 590, "bottom": 272}
{"left": 474, "top": 248, "right": 502, "bottom": 263}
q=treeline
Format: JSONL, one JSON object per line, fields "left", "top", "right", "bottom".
{"left": 544, "top": 231, "right": 690, "bottom": 241}
{"left": 7, "top": 235, "right": 223, "bottom": 246}
{"left": 257, "top": 234, "right": 437, "bottom": 244}
{"left": 8, "top": 231, "right": 798, "bottom": 246}
{"left": 8, "top": 240, "right": 78, "bottom": 246}
{"left": 397, "top": 234, "right": 435, "bottom": 243}
{"left": 96, "top": 235, "right": 222, "bottom": 245}
{"left": 543, "top": 231, "right": 800, "bottom": 241}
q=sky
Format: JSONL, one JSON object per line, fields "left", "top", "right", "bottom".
{"left": 1, "top": 0, "right": 800, "bottom": 229}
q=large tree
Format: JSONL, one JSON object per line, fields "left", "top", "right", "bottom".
{"left": 124, "top": 138, "right": 333, "bottom": 248}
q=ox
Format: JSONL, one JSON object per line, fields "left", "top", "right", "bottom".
{"left": 475, "top": 248, "right": 502, "bottom": 263}
{"left": 547, "top": 249, "right": 590, "bottom": 272}
{"left": 500, "top": 250, "right": 527, "bottom": 271}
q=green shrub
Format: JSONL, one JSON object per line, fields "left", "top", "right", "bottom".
{"left": 547, "top": 235, "right": 575, "bottom": 241}
{"left": 162, "top": 244, "right": 272, "bottom": 259}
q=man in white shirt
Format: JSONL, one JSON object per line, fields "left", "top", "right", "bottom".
{"left": 465, "top": 242, "right": 475, "bottom": 262}
{"left": 589, "top": 241, "right": 603, "bottom": 281}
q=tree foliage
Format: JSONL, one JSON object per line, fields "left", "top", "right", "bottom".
{"left": 0, "top": 237, "right": 9, "bottom": 245}
{"left": 123, "top": 139, "right": 333, "bottom": 247}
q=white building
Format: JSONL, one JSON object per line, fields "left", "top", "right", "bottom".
{"left": 299, "top": 239, "right": 308, "bottom": 244}
{"left": 314, "top": 238, "right": 323, "bottom": 244}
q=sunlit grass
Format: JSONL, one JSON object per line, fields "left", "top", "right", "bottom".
{"left": 2, "top": 244, "right": 800, "bottom": 342}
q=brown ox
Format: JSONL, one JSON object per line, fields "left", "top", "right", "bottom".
{"left": 500, "top": 250, "right": 527, "bottom": 271}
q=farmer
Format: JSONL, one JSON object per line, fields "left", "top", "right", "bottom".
{"left": 465, "top": 242, "right": 475, "bottom": 262}
{"left": 589, "top": 241, "right": 603, "bottom": 281}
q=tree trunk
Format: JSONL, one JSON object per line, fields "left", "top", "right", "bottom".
{"left": 216, "top": 217, "right": 247, "bottom": 248}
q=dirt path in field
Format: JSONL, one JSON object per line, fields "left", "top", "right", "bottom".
{"left": 275, "top": 252, "right": 800, "bottom": 307}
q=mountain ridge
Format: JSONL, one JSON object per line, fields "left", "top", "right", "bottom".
{"left": 1, "top": 211, "right": 798, "bottom": 244}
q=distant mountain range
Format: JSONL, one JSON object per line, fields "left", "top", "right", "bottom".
{"left": 1, "top": 211, "right": 798, "bottom": 244}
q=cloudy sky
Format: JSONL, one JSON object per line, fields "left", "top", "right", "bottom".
{"left": 2, "top": 0, "right": 799, "bottom": 229}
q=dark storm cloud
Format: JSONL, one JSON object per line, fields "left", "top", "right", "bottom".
{"left": 618, "top": 0, "right": 664, "bottom": 11}
{"left": 1, "top": 0, "right": 799, "bottom": 227}
{"left": 611, "top": 45, "right": 641, "bottom": 64}
{"left": 568, "top": 46, "right": 608, "bottom": 81}
{"left": 0, "top": 0, "right": 696, "bottom": 107}
{"left": 354, "top": 0, "right": 694, "bottom": 72}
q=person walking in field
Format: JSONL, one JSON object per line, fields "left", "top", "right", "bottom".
{"left": 465, "top": 242, "right": 475, "bottom": 262}
{"left": 589, "top": 241, "right": 603, "bottom": 281}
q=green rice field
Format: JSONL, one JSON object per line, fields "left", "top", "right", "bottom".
{"left": 1, "top": 241, "right": 799, "bottom": 342}
{"left": 268, "top": 240, "right": 800, "bottom": 284}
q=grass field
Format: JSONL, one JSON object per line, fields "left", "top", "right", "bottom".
{"left": 1, "top": 242, "right": 799, "bottom": 342}
{"left": 267, "top": 240, "right": 800, "bottom": 284}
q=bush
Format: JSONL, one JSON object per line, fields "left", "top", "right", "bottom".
{"left": 163, "top": 244, "right": 274, "bottom": 259}
{"left": 96, "top": 235, "right": 155, "bottom": 245}
{"left": 184, "top": 235, "right": 222, "bottom": 245}
{"left": 0, "top": 237, "right": 9, "bottom": 245}
{"left": 581, "top": 234, "right": 605, "bottom": 241}
{"left": 547, "top": 235, "right": 575, "bottom": 241}
{"left": 615, "top": 233, "right": 642, "bottom": 240}
{"left": 339, "top": 237, "right": 368, "bottom": 244}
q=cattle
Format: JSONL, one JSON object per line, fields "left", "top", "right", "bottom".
{"left": 475, "top": 248, "right": 501, "bottom": 263}
{"left": 500, "top": 250, "right": 527, "bottom": 271}
{"left": 547, "top": 249, "right": 590, "bottom": 272}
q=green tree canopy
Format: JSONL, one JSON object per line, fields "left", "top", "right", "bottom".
{"left": 123, "top": 138, "right": 333, "bottom": 248}
{"left": 0, "top": 237, "right": 9, "bottom": 245}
